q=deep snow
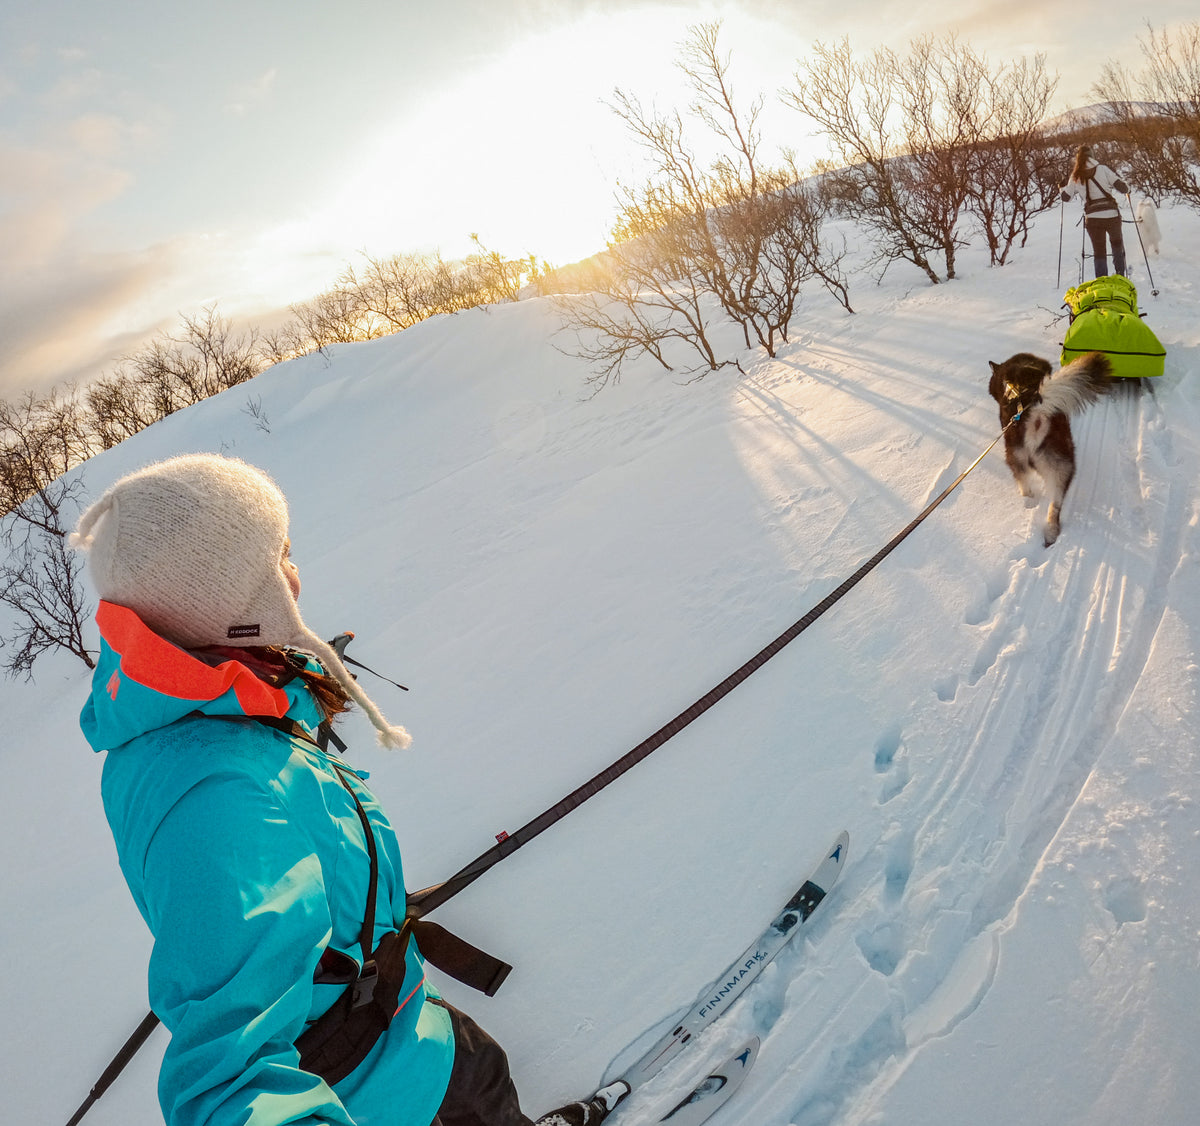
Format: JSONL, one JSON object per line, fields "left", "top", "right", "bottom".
{"left": 4, "top": 199, "right": 1199, "bottom": 1126}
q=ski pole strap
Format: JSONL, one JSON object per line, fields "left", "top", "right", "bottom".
{"left": 408, "top": 422, "right": 1012, "bottom": 916}
{"left": 406, "top": 919, "right": 512, "bottom": 997}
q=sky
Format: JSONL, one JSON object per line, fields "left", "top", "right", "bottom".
{"left": 1, "top": 0, "right": 1194, "bottom": 399}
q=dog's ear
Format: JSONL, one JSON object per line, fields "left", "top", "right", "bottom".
{"left": 988, "top": 362, "right": 1005, "bottom": 402}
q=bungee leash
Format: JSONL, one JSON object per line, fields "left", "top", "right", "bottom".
{"left": 68, "top": 415, "right": 1020, "bottom": 1124}
{"left": 407, "top": 415, "right": 1021, "bottom": 915}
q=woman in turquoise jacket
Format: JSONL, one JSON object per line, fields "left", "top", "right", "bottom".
{"left": 73, "top": 454, "right": 621, "bottom": 1126}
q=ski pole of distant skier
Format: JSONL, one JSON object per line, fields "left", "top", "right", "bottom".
{"left": 1126, "top": 193, "right": 1159, "bottom": 296}
{"left": 1056, "top": 193, "right": 1065, "bottom": 289}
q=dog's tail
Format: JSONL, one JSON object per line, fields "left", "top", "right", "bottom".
{"left": 1039, "top": 352, "right": 1114, "bottom": 417}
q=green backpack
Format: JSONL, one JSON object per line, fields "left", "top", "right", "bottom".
{"left": 1061, "top": 275, "right": 1166, "bottom": 378}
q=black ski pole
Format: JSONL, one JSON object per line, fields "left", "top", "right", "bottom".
{"left": 65, "top": 1011, "right": 160, "bottom": 1126}
{"left": 1056, "top": 192, "right": 1064, "bottom": 290}
{"left": 1126, "top": 193, "right": 1159, "bottom": 296}
{"left": 1079, "top": 215, "right": 1087, "bottom": 284}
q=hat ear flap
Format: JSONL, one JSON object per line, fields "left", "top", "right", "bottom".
{"left": 70, "top": 493, "right": 115, "bottom": 552}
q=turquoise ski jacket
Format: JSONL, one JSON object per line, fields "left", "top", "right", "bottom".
{"left": 81, "top": 601, "right": 454, "bottom": 1126}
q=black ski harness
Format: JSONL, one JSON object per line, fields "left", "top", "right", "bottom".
{"left": 252, "top": 715, "right": 511, "bottom": 1085}
{"left": 1080, "top": 166, "right": 1119, "bottom": 217}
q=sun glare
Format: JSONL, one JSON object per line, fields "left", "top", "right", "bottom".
{"left": 258, "top": 3, "right": 817, "bottom": 287}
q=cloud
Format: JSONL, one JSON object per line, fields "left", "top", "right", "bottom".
{"left": 224, "top": 66, "right": 279, "bottom": 116}
{"left": 0, "top": 115, "right": 165, "bottom": 396}
{"left": 0, "top": 245, "right": 177, "bottom": 396}
{"left": 0, "top": 135, "right": 132, "bottom": 267}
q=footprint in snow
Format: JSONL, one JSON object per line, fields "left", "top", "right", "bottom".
{"left": 934, "top": 674, "right": 959, "bottom": 702}
{"left": 1105, "top": 876, "right": 1148, "bottom": 924}
{"left": 873, "top": 728, "right": 901, "bottom": 772}
{"left": 856, "top": 921, "right": 904, "bottom": 976}
{"left": 873, "top": 728, "right": 910, "bottom": 803}
{"left": 884, "top": 831, "right": 914, "bottom": 904}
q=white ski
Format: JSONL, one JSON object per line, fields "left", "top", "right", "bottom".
{"left": 616, "top": 829, "right": 849, "bottom": 1092}
{"left": 657, "top": 1038, "right": 759, "bottom": 1126}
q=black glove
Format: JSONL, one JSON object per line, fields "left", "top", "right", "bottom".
{"left": 1114, "top": 178, "right": 1129, "bottom": 194}
{"left": 1061, "top": 191, "right": 1070, "bottom": 202}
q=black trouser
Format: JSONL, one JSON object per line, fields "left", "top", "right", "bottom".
{"left": 430, "top": 1001, "right": 534, "bottom": 1126}
{"left": 1085, "top": 214, "right": 1126, "bottom": 278}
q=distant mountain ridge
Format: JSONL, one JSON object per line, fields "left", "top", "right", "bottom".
{"left": 1039, "top": 100, "right": 1174, "bottom": 135}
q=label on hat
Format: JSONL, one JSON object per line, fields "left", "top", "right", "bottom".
{"left": 227, "top": 623, "right": 262, "bottom": 639}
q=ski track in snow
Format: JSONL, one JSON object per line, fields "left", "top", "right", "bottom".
{"left": 590, "top": 265, "right": 1191, "bottom": 1124}
{"left": 719, "top": 383, "right": 1188, "bottom": 1125}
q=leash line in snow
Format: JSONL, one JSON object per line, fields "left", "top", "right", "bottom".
{"left": 408, "top": 422, "right": 1015, "bottom": 916}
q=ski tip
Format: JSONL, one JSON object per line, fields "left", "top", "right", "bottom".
{"left": 658, "top": 1038, "right": 761, "bottom": 1125}
{"left": 810, "top": 830, "right": 850, "bottom": 893}
{"left": 733, "top": 1036, "right": 761, "bottom": 1065}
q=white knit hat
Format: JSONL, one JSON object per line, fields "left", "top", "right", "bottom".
{"left": 71, "top": 453, "right": 411, "bottom": 749}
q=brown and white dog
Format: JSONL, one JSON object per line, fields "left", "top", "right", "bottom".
{"left": 987, "top": 351, "right": 1113, "bottom": 546}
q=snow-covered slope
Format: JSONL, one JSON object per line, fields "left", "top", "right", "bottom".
{"left": 5, "top": 200, "right": 1199, "bottom": 1126}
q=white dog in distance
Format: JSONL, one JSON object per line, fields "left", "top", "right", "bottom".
{"left": 1137, "top": 198, "right": 1162, "bottom": 256}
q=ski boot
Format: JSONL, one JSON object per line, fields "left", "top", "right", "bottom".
{"left": 534, "top": 1079, "right": 631, "bottom": 1126}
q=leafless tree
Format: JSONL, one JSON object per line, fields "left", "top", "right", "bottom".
{"left": 1093, "top": 21, "right": 1200, "bottom": 211}
{"left": 461, "top": 236, "right": 544, "bottom": 304}
{"left": 340, "top": 251, "right": 449, "bottom": 331}
{"left": 257, "top": 321, "right": 312, "bottom": 367}
{"left": 559, "top": 22, "right": 850, "bottom": 389}
{"left": 557, "top": 284, "right": 680, "bottom": 395}
{"left": 567, "top": 184, "right": 732, "bottom": 391}
{"left": 0, "top": 475, "right": 95, "bottom": 675}
{"left": 127, "top": 306, "right": 264, "bottom": 417}
{"left": 967, "top": 54, "right": 1060, "bottom": 265}
{"left": 0, "top": 391, "right": 95, "bottom": 518}
{"left": 85, "top": 373, "right": 158, "bottom": 449}
{"left": 891, "top": 36, "right": 989, "bottom": 279}
{"left": 787, "top": 36, "right": 1061, "bottom": 279}
{"left": 285, "top": 287, "right": 377, "bottom": 355}
{"left": 0, "top": 399, "right": 95, "bottom": 675}
{"left": 785, "top": 39, "right": 947, "bottom": 284}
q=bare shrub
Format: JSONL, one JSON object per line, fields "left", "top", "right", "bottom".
{"left": 128, "top": 306, "right": 263, "bottom": 417}
{"left": 559, "top": 22, "right": 851, "bottom": 390}
{"left": 1094, "top": 22, "right": 1200, "bottom": 211}
{"left": 0, "top": 476, "right": 94, "bottom": 676}
{"left": 967, "top": 55, "right": 1060, "bottom": 265}
{"left": 786, "top": 36, "right": 1059, "bottom": 279}
{"left": 785, "top": 39, "right": 947, "bottom": 283}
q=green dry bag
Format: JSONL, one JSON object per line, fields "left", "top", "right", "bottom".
{"left": 1061, "top": 275, "right": 1165, "bottom": 378}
